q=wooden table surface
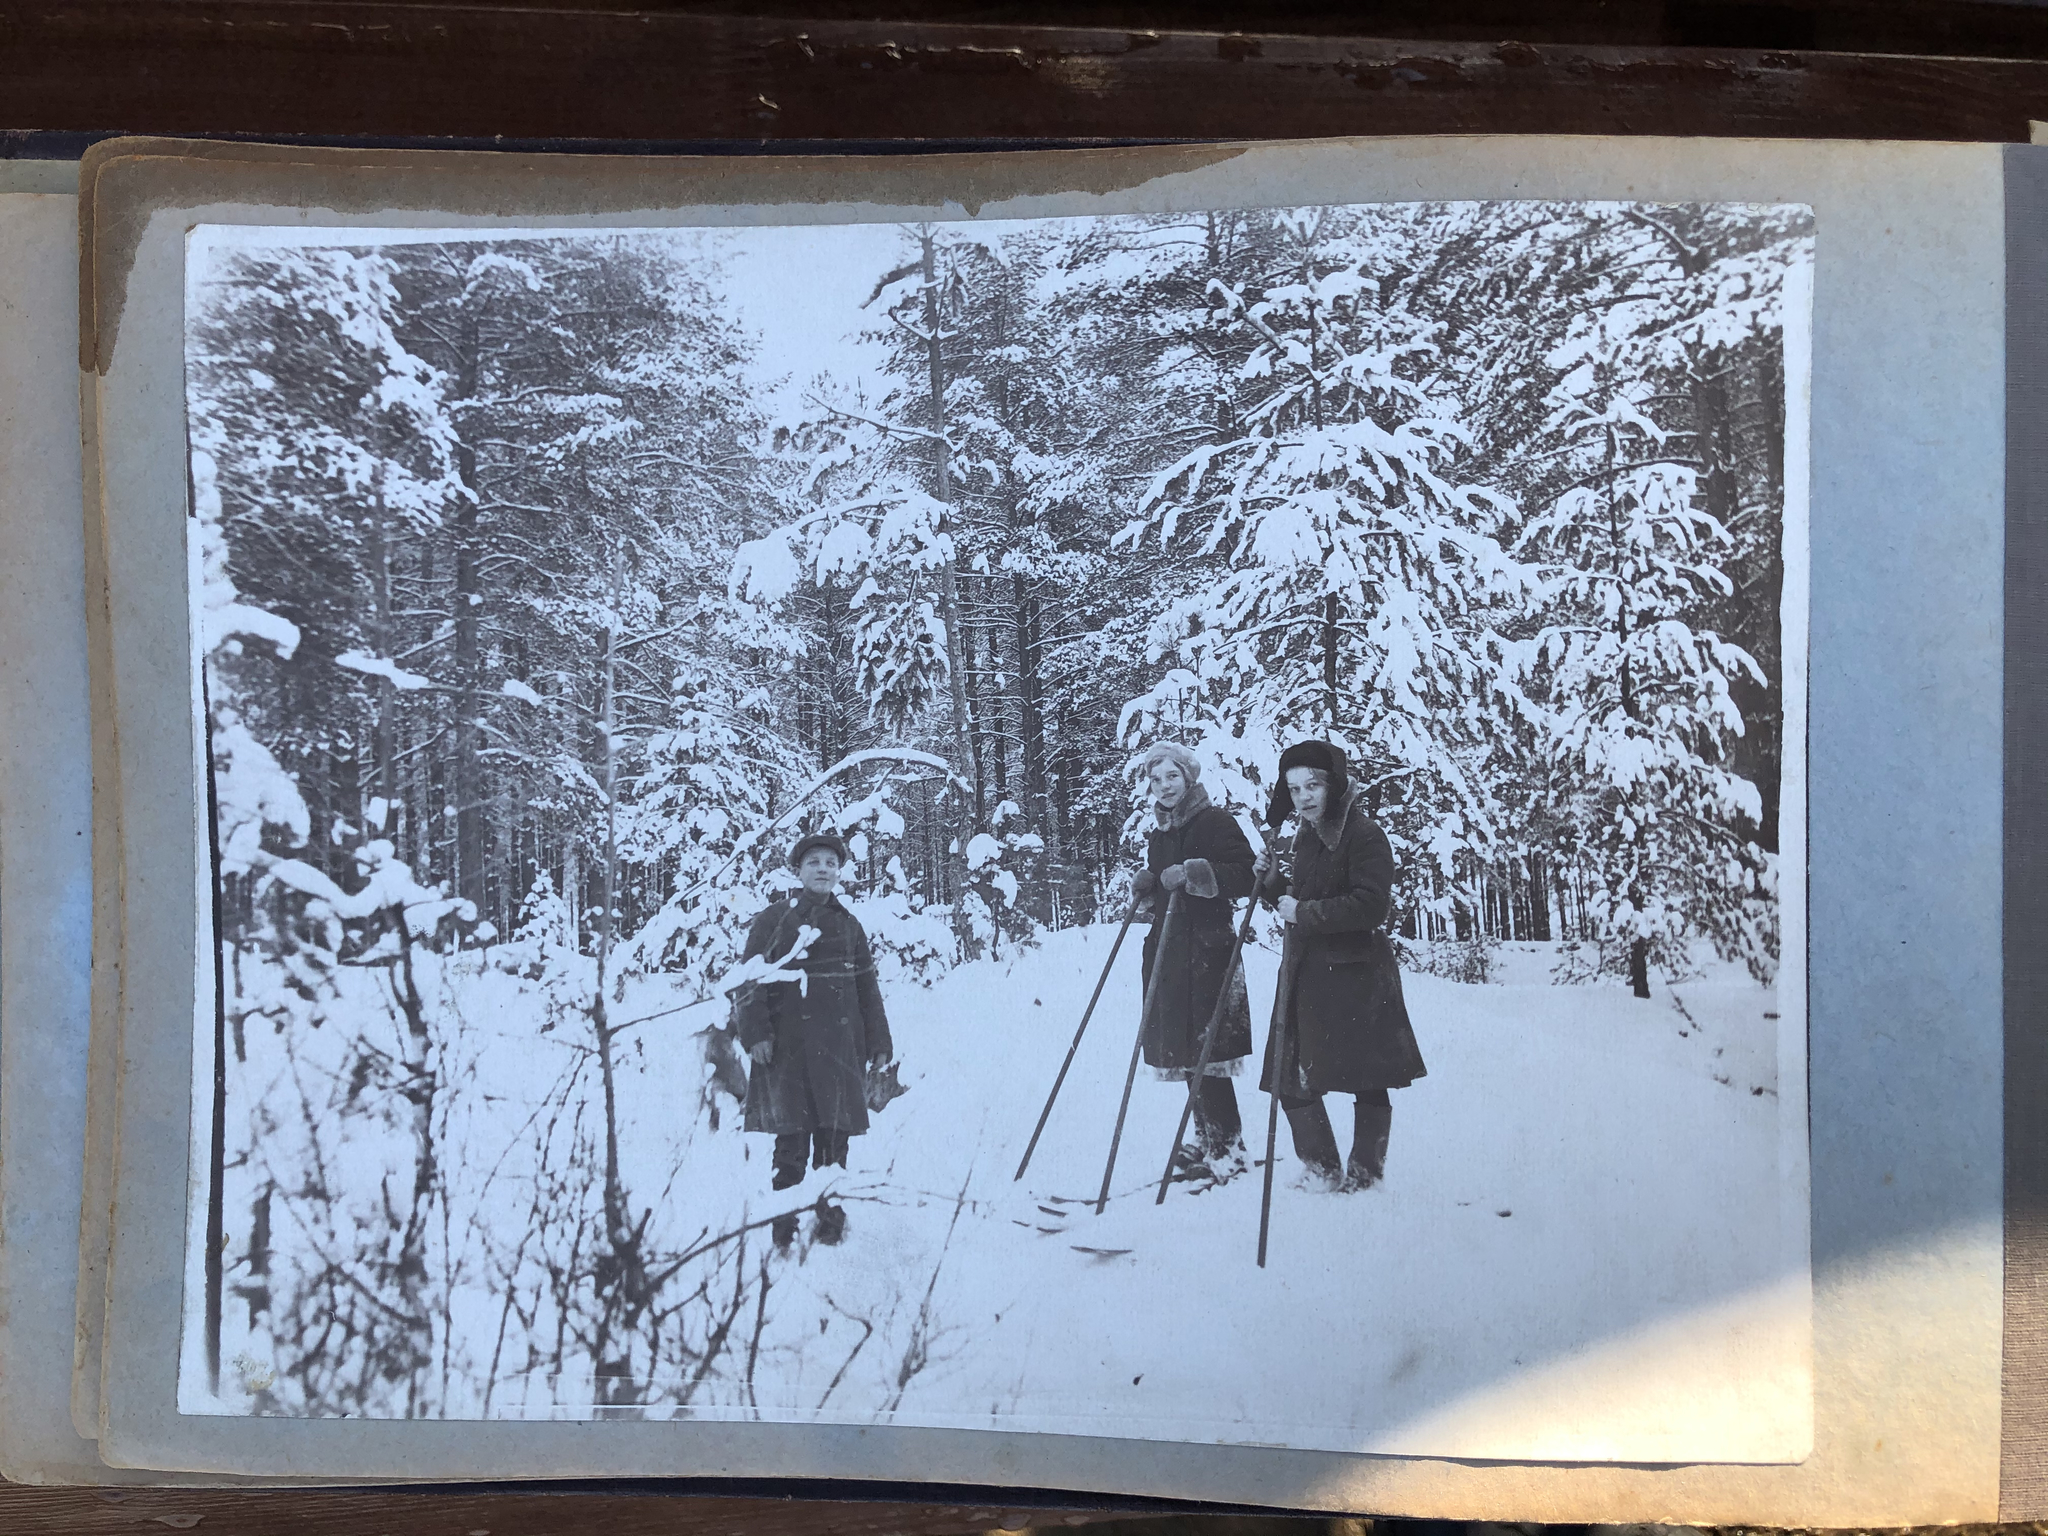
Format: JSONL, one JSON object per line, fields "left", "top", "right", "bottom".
{"left": 0, "top": 1485, "right": 1143, "bottom": 1535}
{"left": 6, "top": 1, "right": 2044, "bottom": 1528}
{"left": 7, "top": 0, "right": 2048, "bottom": 146}
{"left": 0, "top": 1486, "right": 1333, "bottom": 1534}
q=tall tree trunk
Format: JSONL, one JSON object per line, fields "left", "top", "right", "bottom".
{"left": 366, "top": 459, "right": 398, "bottom": 822}
{"left": 592, "top": 546, "right": 626, "bottom": 1242}
{"left": 1691, "top": 354, "right": 1737, "bottom": 529}
{"left": 1322, "top": 592, "right": 1340, "bottom": 729}
{"left": 1049, "top": 728, "right": 1075, "bottom": 874}
{"left": 563, "top": 835, "right": 581, "bottom": 950}
{"left": 1629, "top": 936, "right": 1652, "bottom": 999}
{"left": 588, "top": 546, "right": 646, "bottom": 1403}
{"left": 984, "top": 585, "right": 1010, "bottom": 803}
{"left": 388, "top": 911, "right": 439, "bottom": 1414}
{"left": 1727, "top": 343, "right": 1786, "bottom": 854}
{"left": 918, "top": 228, "right": 984, "bottom": 956}
{"left": 1016, "top": 577, "right": 1048, "bottom": 830}
{"left": 1607, "top": 420, "right": 1651, "bottom": 998}
{"left": 451, "top": 310, "right": 486, "bottom": 918}
{"left": 962, "top": 582, "right": 990, "bottom": 812}
{"left": 409, "top": 540, "right": 434, "bottom": 875}
{"left": 1608, "top": 423, "right": 1636, "bottom": 723}
{"left": 330, "top": 743, "right": 362, "bottom": 862}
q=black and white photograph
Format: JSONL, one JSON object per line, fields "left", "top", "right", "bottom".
{"left": 178, "top": 196, "right": 1813, "bottom": 1457}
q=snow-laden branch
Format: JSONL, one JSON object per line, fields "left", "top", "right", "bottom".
{"left": 859, "top": 259, "right": 923, "bottom": 310}
{"left": 1619, "top": 207, "right": 1707, "bottom": 276}
{"left": 1206, "top": 276, "right": 1337, "bottom": 389}
{"left": 335, "top": 650, "right": 435, "bottom": 691}
{"left": 728, "top": 748, "right": 955, "bottom": 870}
{"left": 606, "top": 924, "right": 822, "bottom": 1038}
{"left": 815, "top": 399, "right": 947, "bottom": 447}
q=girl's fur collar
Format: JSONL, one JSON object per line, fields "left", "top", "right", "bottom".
{"left": 1299, "top": 781, "right": 1363, "bottom": 851}
{"left": 1154, "top": 780, "right": 1214, "bottom": 831}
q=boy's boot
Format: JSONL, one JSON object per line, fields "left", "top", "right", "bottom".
{"left": 813, "top": 1193, "right": 847, "bottom": 1245}
{"left": 771, "top": 1134, "right": 807, "bottom": 1192}
{"left": 770, "top": 1133, "right": 806, "bottom": 1246}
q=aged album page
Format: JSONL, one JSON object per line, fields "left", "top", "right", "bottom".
{"left": 86, "top": 135, "right": 1994, "bottom": 1520}
{"left": 0, "top": 177, "right": 117, "bottom": 1485}
{"left": 0, "top": 171, "right": 317, "bottom": 1490}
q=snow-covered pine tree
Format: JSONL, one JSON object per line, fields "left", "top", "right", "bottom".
{"left": 614, "top": 649, "right": 804, "bottom": 991}
{"left": 1519, "top": 365, "right": 1773, "bottom": 995}
{"left": 727, "top": 471, "right": 1016, "bottom": 954}
{"left": 375, "top": 231, "right": 781, "bottom": 944}
{"left": 745, "top": 224, "right": 1064, "bottom": 956}
{"left": 1121, "top": 206, "right": 1530, "bottom": 924}
{"left": 187, "top": 243, "right": 470, "bottom": 892}
{"left": 945, "top": 217, "right": 1214, "bottom": 912}
{"left": 1508, "top": 203, "right": 1806, "bottom": 990}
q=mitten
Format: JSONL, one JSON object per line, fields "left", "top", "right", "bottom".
{"left": 1181, "top": 857, "right": 1219, "bottom": 899}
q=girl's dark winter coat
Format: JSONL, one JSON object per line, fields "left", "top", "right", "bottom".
{"left": 1140, "top": 794, "right": 1257, "bottom": 1073}
{"left": 734, "top": 893, "right": 893, "bottom": 1136}
{"left": 1260, "top": 786, "right": 1426, "bottom": 1096}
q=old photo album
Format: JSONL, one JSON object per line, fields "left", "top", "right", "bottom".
{"left": 0, "top": 132, "right": 2026, "bottom": 1518}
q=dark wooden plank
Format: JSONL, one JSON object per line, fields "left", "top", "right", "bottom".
{"left": 499, "top": 0, "right": 2048, "bottom": 54}
{"left": 36, "top": 0, "right": 2048, "bottom": 58}
{"left": 0, "top": 1487, "right": 1141, "bottom": 1535}
{"left": 6, "top": 2, "right": 2048, "bottom": 145}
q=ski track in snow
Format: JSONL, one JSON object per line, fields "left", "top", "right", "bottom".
{"left": 423, "top": 923, "right": 1786, "bottom": 1444}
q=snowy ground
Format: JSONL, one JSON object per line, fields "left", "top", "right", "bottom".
{"left": 192, "top": 922, "right": 1807, "bottom": 1459}
{"left": 546, "top": 926, "right": 1796, "bottom": 1450}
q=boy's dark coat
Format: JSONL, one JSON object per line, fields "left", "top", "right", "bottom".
{"left": 734, "top": 893, "right": 893, "bottom": 1136}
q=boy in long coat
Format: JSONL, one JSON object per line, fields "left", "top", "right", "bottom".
{"left": 1255, "top": 740, "right": 1425, "bottom": 1190}
{"left": 1132, "top": 742, "right": 1257, "bottom": 1175}
{"left": 734, "top": 833, "right": 894, "bottom": 1238}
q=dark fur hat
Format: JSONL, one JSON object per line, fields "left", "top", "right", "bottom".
{"left": 1266, "top": 740, "right": 1350, "bottom": 828}
{"left": 786, "top": 831, "right": 851, "bottom": 871}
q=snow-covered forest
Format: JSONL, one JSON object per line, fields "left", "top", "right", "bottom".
{"left": 183, "top": 200, "right": 1810, "bottom": 1427}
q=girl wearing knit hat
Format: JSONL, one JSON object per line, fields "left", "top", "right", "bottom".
{"left": 1252, "top": 740, "right": 1425, "bottom": 1190}
{"left": 1130, "top": 740, "right": 1258, "bottom": 1182}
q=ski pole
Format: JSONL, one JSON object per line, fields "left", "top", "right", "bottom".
{"left": 1155, "top": 827, "right": 1283, "bottom": 1206}
{"left": 1257, "top": 1050, "right": 1282, "bottom": 1267}
{"left": 1095, "top": 889, "right": 1182, "bottom": 1216}
{"left": 1014, "top": 893, "right": 1141, "bottom": 1181}
{"left": 1258, "top": 906, "right": 1294, "bottom": 1268}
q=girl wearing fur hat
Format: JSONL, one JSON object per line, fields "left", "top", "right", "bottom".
{"left": 1252, "top": 741, "right": 1425, "bottom": 1190}
{"left": 733, "top": 831, "right": 895, "bottom": 1245}
{"left": 1131, "top": 741, "right": 1258, "bottom": 1181}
